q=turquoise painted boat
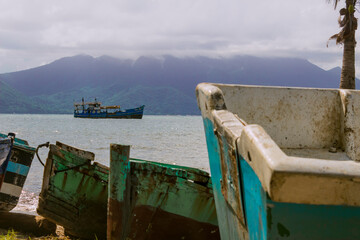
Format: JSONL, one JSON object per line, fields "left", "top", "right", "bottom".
{"left": 0, "top": 133, "right": 35, "bottom": 212}
{"left": 197, "top": 83, "right": 360, "bottom": 239}
{"left": 108, "top": 144, "right": 219, "bottom": 240}
{"left": 37, "top": 142, "right": 219, "bottom": 240}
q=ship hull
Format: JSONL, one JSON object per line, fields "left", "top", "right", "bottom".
{"left": 74, "top": 105, "right": 144, "bottom": 119}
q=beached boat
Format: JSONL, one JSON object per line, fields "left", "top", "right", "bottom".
{"left": 197, "top": 83, "right": 360, "bottom": 239}
{"left": 74, "top": 98, "right": 145, "bottom": 119}
{"left": 37, "top": 142, "right": 219, "bottom": 240}
{"left": 108, "top": 144, "right": 219, "bottom": 240}
{"left": 0, "top": 133, "right": 35, "bottom": 212}
{"left": 37, "top": 142, "right": 108, "bottom": 239}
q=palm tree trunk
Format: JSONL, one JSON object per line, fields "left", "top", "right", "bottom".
{"left": 340, "top": 33, "right": 356, "bottom": 89}
{"left": 340, "top": 0, "right": 356, "bottom": 89}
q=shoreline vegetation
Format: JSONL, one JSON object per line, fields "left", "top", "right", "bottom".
{"left": 0, "top": 212, "right": 70, "bottom": 240}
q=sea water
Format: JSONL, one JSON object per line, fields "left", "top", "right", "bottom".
{"left": 0, "top": 114, "right": 209, "bottom": 213}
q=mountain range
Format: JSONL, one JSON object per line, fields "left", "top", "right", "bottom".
{"left": 0, "top": 54, "right": 354, "bottom": 115}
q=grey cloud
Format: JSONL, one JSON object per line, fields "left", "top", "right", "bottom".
{"left": 0, "top": 0, "right": 355, "bottom": 76}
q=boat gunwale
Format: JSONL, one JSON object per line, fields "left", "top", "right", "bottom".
{"left": 0, "top": 133, "right": 35, "bottom": 152}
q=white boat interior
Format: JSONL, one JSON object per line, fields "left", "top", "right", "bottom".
{"left": 196, "top": 83, "right": 360, "bottom": 206}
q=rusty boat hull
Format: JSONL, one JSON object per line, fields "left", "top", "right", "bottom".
{"left": 37, "top": 142, "right": 109, "bottom": 239}
{"left": 108, "top": 144, "right": 219, "bottom": 240}
{"left": 197, "top": 83, "right": 360, "bottom": 239}
{"left": 38, "top": 142, "right": 219, "bottom": 240}
{"left": 0, "top": 133, "right": 35, "bottom": 212}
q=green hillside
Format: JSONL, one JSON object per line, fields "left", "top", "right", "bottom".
{"left": 0, "top": 81, "right": 49, "bottom": 113}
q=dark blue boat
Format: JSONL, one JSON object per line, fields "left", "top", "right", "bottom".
{"left": 74, "top": 98, "right": 145, "bottom": 119}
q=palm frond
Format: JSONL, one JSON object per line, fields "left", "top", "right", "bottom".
{"left": 327, "top": 0, "right": 340, "bottom": 9}
{"left": 335, "top": 0, "right": 340, "bottom": 9}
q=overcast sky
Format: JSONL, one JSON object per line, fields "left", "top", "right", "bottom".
{"left": 0, "top": 0, "right": 356, "bottom": 75}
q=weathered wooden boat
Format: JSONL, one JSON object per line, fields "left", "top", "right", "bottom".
{"left": 37, "top": 142, "right": 219, "bottom": 240}
{"left": 197, "top": 83, "right": 360, "bottom": 239}
{"left": 0, "top": 133, "right": 35, "bottom": 212}
{"left": 37, "top": 142, "right": 109, "bottom": 239}
{"left": 108, "top": 144, "right": 219, "bottom": 240}
{"left": 74, "top": 98, "right": 145, "bottom": 119}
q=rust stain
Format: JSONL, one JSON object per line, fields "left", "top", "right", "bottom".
{"left": 76, "top": 174, "right": 86, "bottom": 193}
{"left": 215, "top": 123, "right": 246, "bottom": 229}
{"left": 61, "top": 172, "right": 67, "bottom": 190}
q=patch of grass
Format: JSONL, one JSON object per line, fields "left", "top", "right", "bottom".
{"left": 0, "top": 229, "right": 18, "bottom": 240}
{"left": 0, "top": 229, "right": 72, "bottom": 240}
